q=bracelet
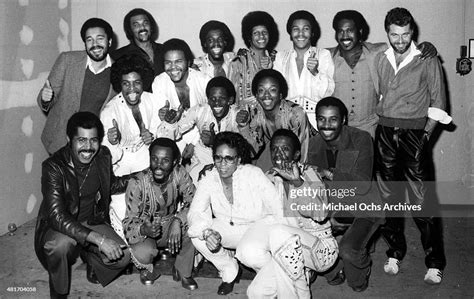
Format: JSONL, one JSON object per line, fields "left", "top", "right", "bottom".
{"left": 172, "top": 216, "right": 183, "bottom": 226}
{"left": 202, "top": 228, "right": 213, "bottom": 240}
{"left": 98, "top": 235, "right": 105, "bottom": 247}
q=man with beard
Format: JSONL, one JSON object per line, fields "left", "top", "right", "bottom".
{"left": 35, "top": 112, "right": 132, "bottom": 298}
{"left": 38, "top": 18, "right": 116, "bottom": 155}
{"left": 374, "top": 7, "right": 450, "bottom": 285}
{"left": 152, "top": 38, "right": 210, "bottom": 164}
{"left": 122, "top": 138, "right": 198, "bottom": 290}
{"left": 328, "top": 10, "right": 437, "bottom": 137}
{"left": 100, "top": 54, "right": 167, "bottom": 243}
{"left": 194, "top": 20, "right": 235, "bottom": 78}
{"left": 112, "top": 8, "right": 165, "bottom": 80}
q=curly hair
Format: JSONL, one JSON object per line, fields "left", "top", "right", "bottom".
{"left": 332, "top": 10, "right": 370, "bottom": 41}
{"left": 149, "top": 137, "right": 181, "bottom": 162}
{"left": 205, "top": 76, "right": 236, "bottom": 99}
{"left": 66, "top": 112, "right": 104, "bottom": 142}
{"left": 199, "top": 20, "right": 234, "bottom": 52}
{"left": 110, "top": 54, "right": 154, "bottom": 93}
{"left": 241, "top": 11, "right": 279, "bottom": 51}
{"left": 162, "top": 38, "right": 194, "bottom": 65}
{"left": 384, "top": 7, "right": 416, "bottom": 32}
{"left": 286, "top": 10, "right": 320, "bottom": 46}
{"left": 316, "top": 96, "right": 349, "bottom": 124}
{"left": 80, "top": 18, "right": 113, "bottom": 42}
{"left": 271, "top": 129, "right": 301, "bottom": 153}
{"left": 212, "top": 132, "right": 252, "bottom": 165}
{"left": 123, "top": 8, "right": 158, "bottom": 42}
{"left": 251, "top": 69, "right": 288, "bottom": 99}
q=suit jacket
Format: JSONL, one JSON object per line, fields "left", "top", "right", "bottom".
{"left": 34, "top": 145, "right": 130, "bottom": 268}
{"left": 37, "top": 51, "right": 115, "bottom": 154}
{"left": 308, "top": 126, "right": 384, "bottom": 220}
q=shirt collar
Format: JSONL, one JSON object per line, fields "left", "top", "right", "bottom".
{"left": 86, "top": 54, "right": 112, "bottom": 74}
{"left": 384, "top": 41, "right": 420, "bottom": 73}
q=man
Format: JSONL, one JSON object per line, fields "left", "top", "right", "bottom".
{"left": 122, "top": 138, "right": 198, "bottom": 290}
{"left": 100, "top": 54, "right": 165, "bottom": 242}
{"left": 236, "top": 129, "right": 338, "bottom": 299}
{"left": 152, "top": 38, "right": 210, "bottom": 159}
{"left": 38, "top": 18, "right": 116, "bottom": 155}
{"left": 307, "top": 97, "right": 384, "bottom": 292}
{"left": 111, "top": 8, "right": 164, "bottom": 79}
{"left": 34, "top": 112, "right": 132, "bottom": 298}
{"left": 249, "top": 69, "right": 311, "bottom": 169}
{"left": 274, "top": 10, "right": 335, "bottom": 130}
{"left": 328, "top": 10, "right": 437, "bottom": 137}
{"left": 157, "top": 76, "right": 256, "bottom": 182}
{"left": 374, "top": 7, "right": 450, "bottom": 284}
{"left": 194, "top": 20, "right": 235, "bottom": 78}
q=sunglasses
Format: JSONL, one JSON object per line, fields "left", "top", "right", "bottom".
{"left": 213, "top": 154, "right": 238, "bottom": 164}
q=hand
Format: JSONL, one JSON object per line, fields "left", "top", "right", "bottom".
{"left": 271, "top": 161, "right": 302, "bottom": 183}
{"left": 141, "top": 218, "right": 161, "bottom": 238}
{"left": 168, "top": 218, "right": 182, "bottom": 254}
{"left": 200, "top": 123, "right": 216, "bottom": 147}
{"left": 41, "top": 79, "right": 54, "bottom": 102}
{"left": 198, "top": 163, "right": 214, "bottom": 181}
{"left": 237, "top": 48, "right": 249, "bottom": 57}
{"left": 205, "top": 230, "right": 222, "bottom": 253}
{"left": 98, "top": 237, "right": 124, "bottom": 261}
{"left": 182, "top": 143, "right": 195, "bottom": 160}
{"left": 260, "top": 55, "right": 273, "bottom": 69}
{"left": 236, "top": 109, "right": 250, "bottom": 127}
{"left": 307, "top": 52, "right": 319, "bottom": 76}
{"left": 107, "top": 119, "right": 121, "bottom": 145}
{"left": 319, "top": 168, "right": 334, "bottom": 181}
{"left": 164, "top": 105, "right": 184, "bottom": 124}
{"left": 140, "top": 128, "right": 154, "bottom": 145}
{"left": 417, "top": 42, "right": 437, "bottom": 60}
{"left": 158, "top": 100, "right": 170, "bottom": 121}
{"left": 269, "top": 50, "right": 277, "bottom": 62}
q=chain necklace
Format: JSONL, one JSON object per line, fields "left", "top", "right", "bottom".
{"left": 78, "top": 160, "right": 93, "bottom": 197}
{"left": 221, "top": 179, "right": 234, "bottom": 225}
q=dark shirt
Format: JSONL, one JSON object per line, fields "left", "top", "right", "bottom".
{"left": 75, "top": 161, "right": 100, "bottom": 222}
{"left": 112, "top": 42, "right": 164, "bottom": 80}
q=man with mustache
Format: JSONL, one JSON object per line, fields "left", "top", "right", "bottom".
{"left": 35, "top": 112, "right": 132, "bottom": 298}
{"left": 122, "top": 138, "right": 198, "bottom": 289}
{"left": 374, "top": 7, "right": 450, "bottom": 285}
{"left": 307, "top": 97, "right": 384, "bottom": 292}
{"left": 194, "top": 20, "right": 235, "bottom": 78}
{"left": 100, "top": 54, "right": 167, "bottom": 243}
{"left": 38, "top": 18, "right": 116, "bottom": 155}
{"left": 112, "top": 8, "right": 165, "bottom": 82}
{"left": 328, "top": 10, "right": 437, "bottom": 137}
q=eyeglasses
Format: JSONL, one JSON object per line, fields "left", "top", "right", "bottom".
{"left": 213, "top": 154, "right": 238, "bottom": 164}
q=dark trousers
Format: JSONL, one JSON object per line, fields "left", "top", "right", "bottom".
{"left": 375, "top": 125, "right": 446, "bottom": 270}
{"left": 39, "top": 223, "right": 131, "bottom": 296}
{"left": 130, "top": 220, "right": 195, "bottom": 277}
{"left": 325, "top": 218, "right": 380, "bottom": 288}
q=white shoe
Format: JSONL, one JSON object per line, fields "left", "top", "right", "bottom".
{"left": 424, "top": 268, "right": 443, "bottom": 284}
{"left": 384, "top": 258, "right": 400, "bottom": 275}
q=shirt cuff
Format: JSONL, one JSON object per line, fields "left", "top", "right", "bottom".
{"left": 428, "top": 107, "right": 452, "bottom": 124}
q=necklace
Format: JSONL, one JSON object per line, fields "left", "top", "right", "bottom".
{"left": 78, "top": 161, "right": 93, "bottom": 197}
{"left": 221, "top": 179, "right": 234, "bottom": 225}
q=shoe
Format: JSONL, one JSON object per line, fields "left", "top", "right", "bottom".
{"left": 172, "top": 266, "right": 198, "bottom": 290}
{"left": 424, "top": 268, "right": 443, "bottom": 284}
{"left": 160, "top": 249, "right": 172, "bottom": 260}
{"left": 327, "top": 269, "right": 345, "bottom": 286}
{"left": 384, "top": 258, "right": 400, "bottom": 275}
{"left": 139, "top": 268, "right": 161, "bottom": 285}
{"left": 217, "top": 268, "right": 241, "bottom": 295}
{"left": 351, "top": 267, "right": 371, "bottom": 292}
{"left": 86, "top": 263, "right": 99, "bottom": 284}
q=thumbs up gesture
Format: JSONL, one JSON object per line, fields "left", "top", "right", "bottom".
{"left": 158, "top": 100, "right": 170, "bottom": 121}
{"left": 307, "top": 51, "right": 319, "bottom": 76}
{"left": 41, "top": 79, "right": 54, "bottom": 102}
{"left": 164, "top": 104, "right": 184, "bottom": 124}
{"left": 236, "top": 109, "right": 250, "bottom": 127}
{"left": 107, "top": 119, "right": 121, "bottom": 145}
{"left": 201, "top": 122, "right": 216, "bottom": 147}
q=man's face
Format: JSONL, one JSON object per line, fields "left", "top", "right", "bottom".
{"left": 336, "top": 19, "right": 361, "bottom": 52}
{"left": 164, "top": 50, "right": 189, "bottom": 83}
{"left": 250, "top": 25, "right": 269, "bottom": 50}
{"left": 84, "top": 27, "right": 111, "bottom": 62}
{"left": 150, "top": 145, "right": 176, "bottom": 183}
{"left": 388, "top": 24, "right": 413, "bottom": 55}
{"left": 255, "top": 76, "right": 282, "bottom": 111}
{"left": 130, "top": 14, "right": 151, "bottom": 43}
{"left": 290, "top": 19, "right": 312, "bottom": 50}
{"left": 316, "top": 105, "right": 344, "bottom": 144}
{"left": 121, "top": 72, "right": 143, "bottom": 107}
{"left": 270, "top": 135, "right": 299, "bottom": 168}
{"left": 204, "top": 29, "right": 226, "bottom": 61}
{"left": 208, "top": 87, "right": 232, "bottom": 119}
{"left": 69, "top": 127, "right": 100, "bottom": 165}
{"left": 214, "top": 144, "right": 240, "bottom": 179}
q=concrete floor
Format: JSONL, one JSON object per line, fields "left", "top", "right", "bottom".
{"left": 0, "top": 217, "right": 473, "bottom": 299}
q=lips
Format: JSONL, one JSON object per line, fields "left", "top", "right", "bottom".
{"left": 213, "top": 107, "right": 224, "bottom": 113}
{"left": 128, "top": 93, "right": 138, "bottom": 102}
{"left": 211, "top": 47, "right": 223, "bottom": 55}
{"left": 79, "top": 151, "right": 95, "bottom": 160}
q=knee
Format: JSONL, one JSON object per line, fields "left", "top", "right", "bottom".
{"left": 115, "top": 249, "right": 131, "bottom": 269}
{"left": 338, "top": 242, "right": 364, "bottom": 264}
{"left": 130, "top": 239, "right": 157, "bottom": 264}
{"left": 236, "top": 241, "right": 270, "bottom": 270}
{"left": 247, "top": 280, "right": 265, "bottom": 299}
{"left": 44, "top": 234, "right": 76, "bottom": 258}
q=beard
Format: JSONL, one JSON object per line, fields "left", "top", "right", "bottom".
{"left": 390, "top": 41, "right": 411, "bottom": 55}
{"left": 86, "top": 46, "right": 108, "bottom": 62}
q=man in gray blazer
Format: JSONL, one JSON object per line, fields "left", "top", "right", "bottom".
{"left": 38, "top": 18, "right": 116, "bottom": 155}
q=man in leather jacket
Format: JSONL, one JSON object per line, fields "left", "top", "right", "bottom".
{"left": 34, "top": 112, "right": 132, "bottom": 298}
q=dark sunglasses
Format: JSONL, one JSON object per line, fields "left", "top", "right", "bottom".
{"left": 213, "top": 154, "right": 238, "bottom": 164}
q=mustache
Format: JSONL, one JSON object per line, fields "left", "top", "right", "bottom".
{"left": 89, "top": 46, "right": 104, "bottom": 51}
{"left": 138, "top": 29, "right": 149, "bottom": 34}
{"left": 79, "top": 149, "right": 95, "bottom": 154}
{"left": 320, "top": 128, "right": 336, "bottom": 131}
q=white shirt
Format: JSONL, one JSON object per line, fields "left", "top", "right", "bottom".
{"left": 194, "top": 52, "right": 235, "bottom": 78}
{"left": 86, "top": 54, "right": 112, "bottom": 75}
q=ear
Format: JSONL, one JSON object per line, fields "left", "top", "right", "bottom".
{"left": 108, "top": 39, "right": 112, "bottom": 47}
{"left": 66, "top": 136, "right": 71, "bottom": 144}
{"left": 229, "top": 96, "right": 235, "bottom": 105}
{"left": 236, "top": 156, "right": 242, "bottom": 166}
{"left": 293, "top": 150, "right": 301, "bottom": 162}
